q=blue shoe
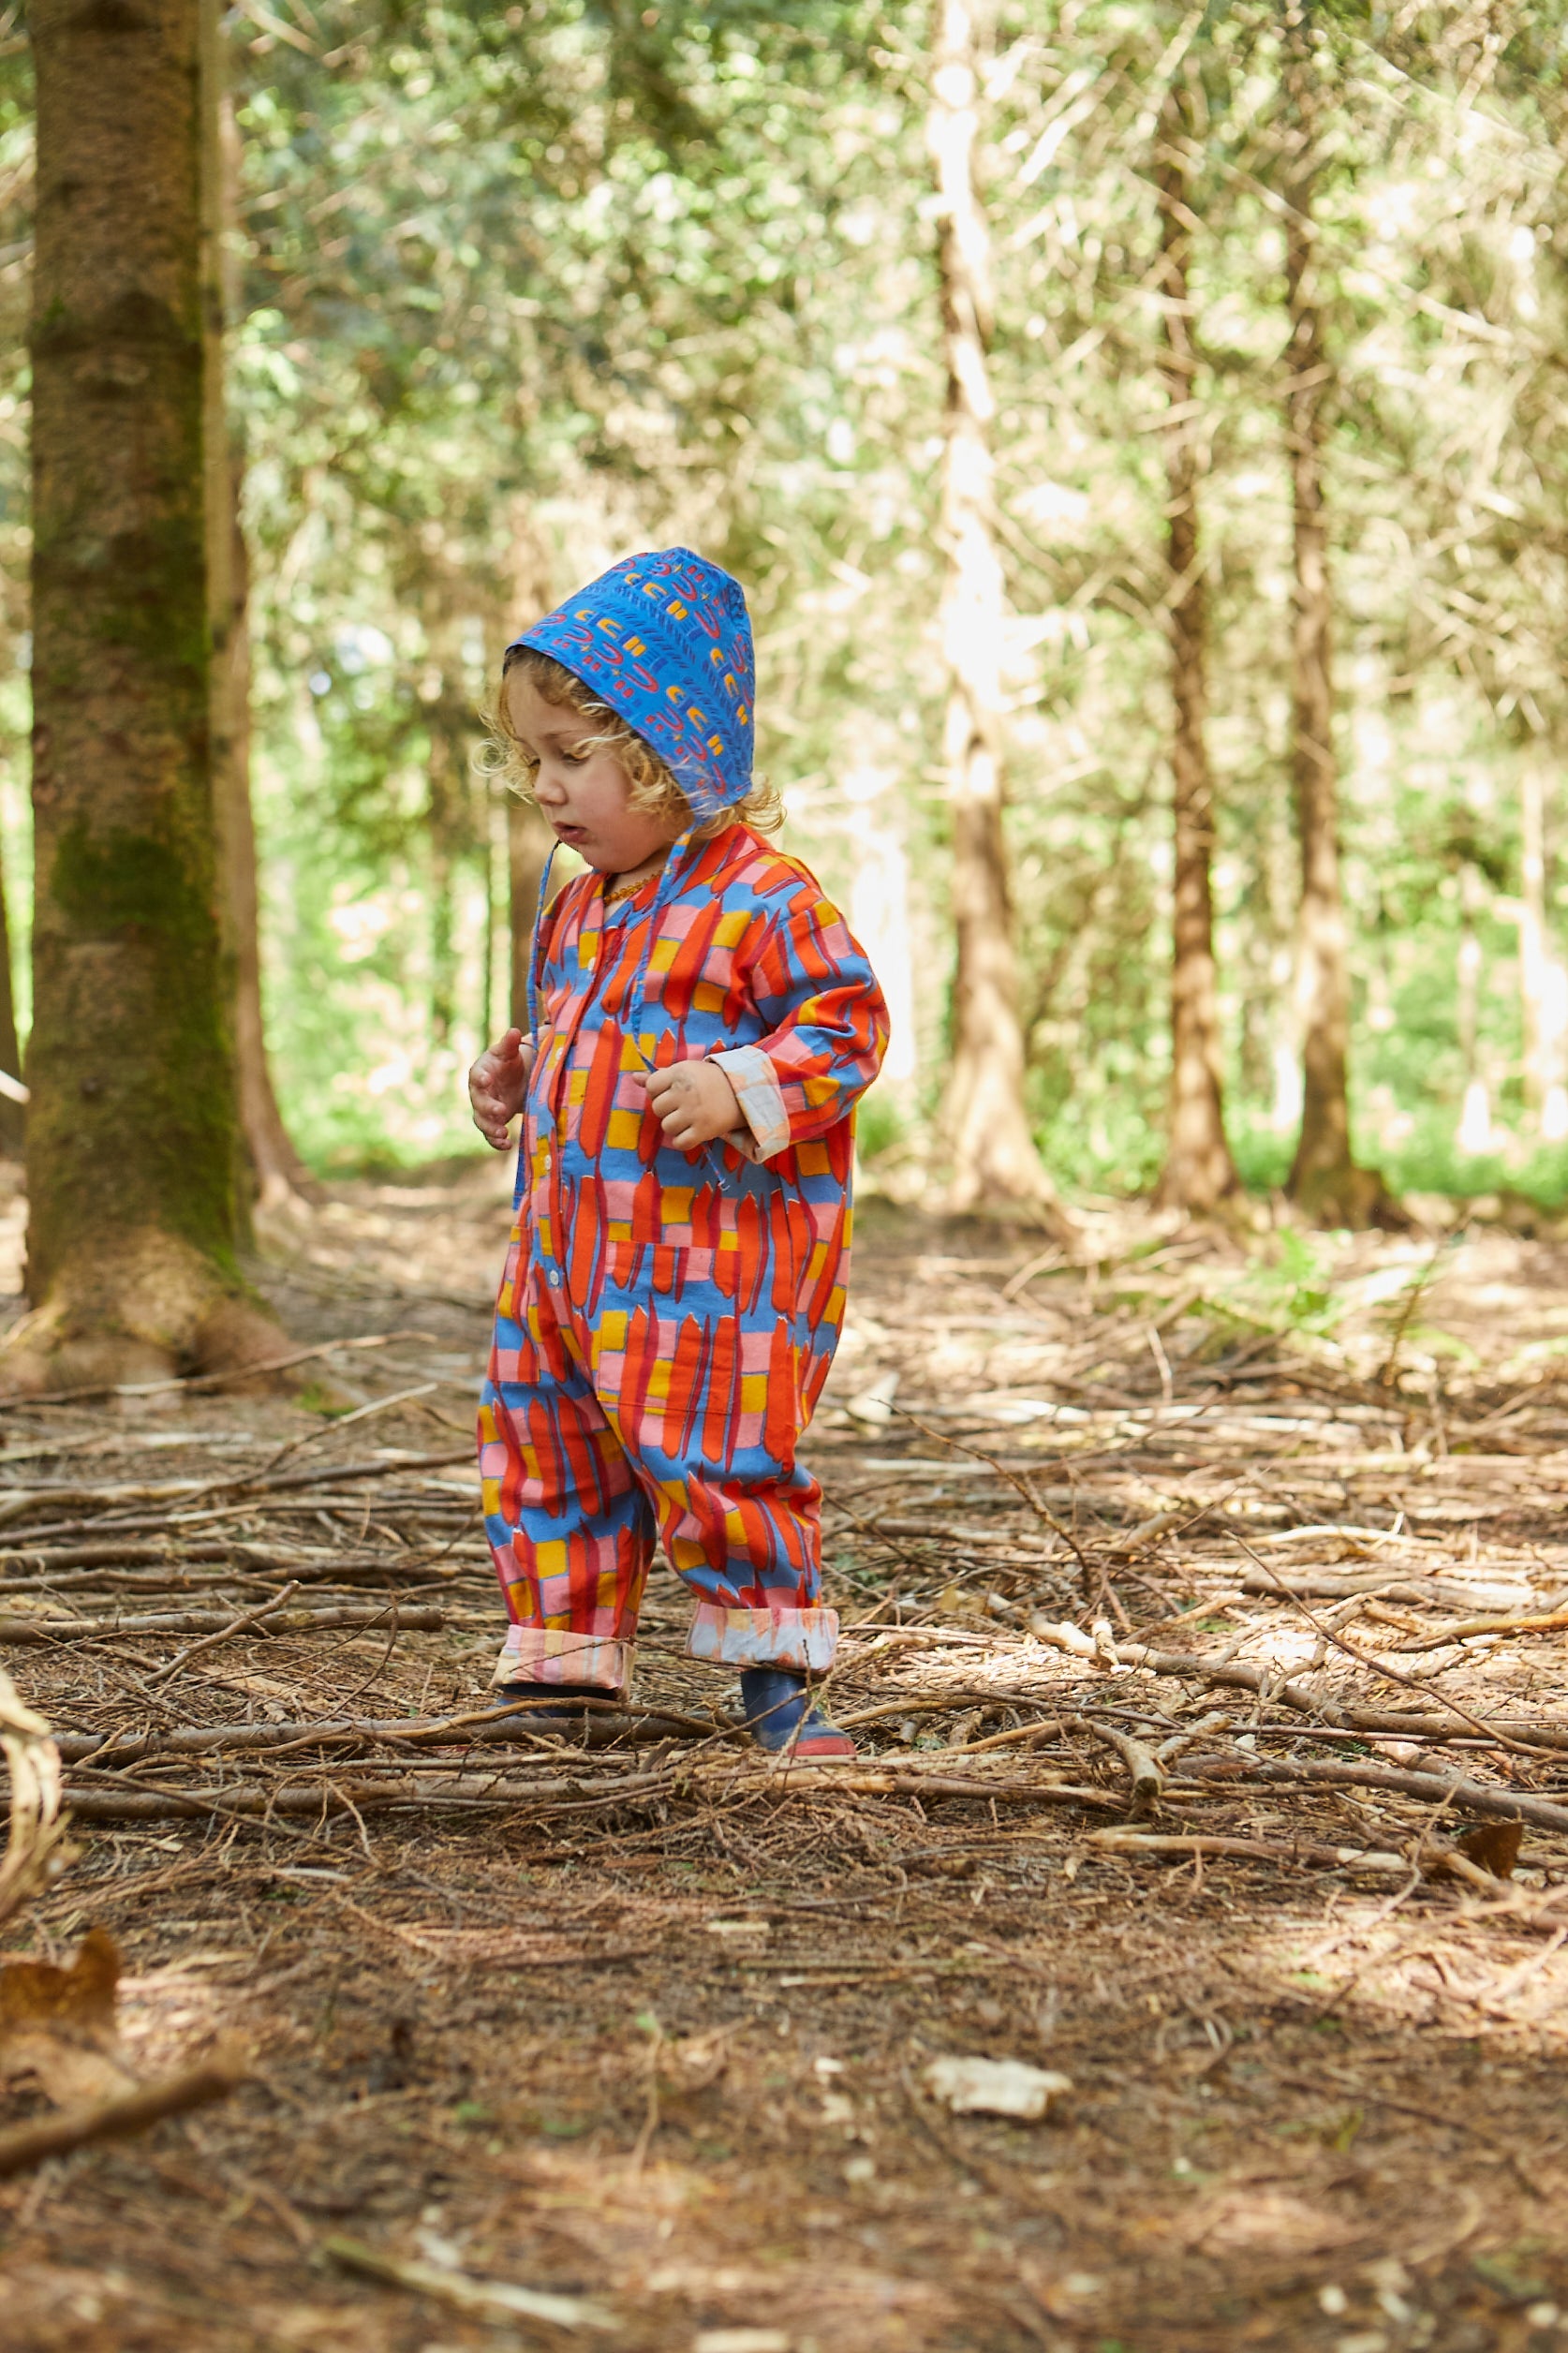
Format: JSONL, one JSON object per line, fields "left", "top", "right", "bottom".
{"left": 738, "top": 1668, "right": 855, "bottom": 1759}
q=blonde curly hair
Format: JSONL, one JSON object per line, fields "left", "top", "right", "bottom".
{"left": 488, "top": 644, "right": 783, "bottom": 841}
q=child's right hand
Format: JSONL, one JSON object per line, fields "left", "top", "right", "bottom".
{"left": 468, "top": 1028, "right": 536, "bottom": 1149}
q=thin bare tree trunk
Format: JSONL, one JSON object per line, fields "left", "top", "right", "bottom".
{"left": 200, "top": 0, "right": 306, "bottom": 1210}
{"left": 508, "top": 796, "right": 554, "bottom": 1030}
{"left": 418, "top": 583, "right": 461, "bottom": 1049}
{"left": 500, "top": 521, "right": 557, "bottom": 1036}
{"left": 1280, "top": 16, "right": 1390, "bottom": 1227}
{"left": 929, "top": 0, "right": 1059, "bottom": 1220}
{"left": 21, "top": 0, "right": 281, "bottom": 1389}
{"left": 1152, "top": 79, "right": 1237, "bottom": 1217}
{"left": 1516, "top": 764, "right": 1568, "bottom": 1142}
{"left": 1456, "top": 861, "right": 1490, "bottom": 1154}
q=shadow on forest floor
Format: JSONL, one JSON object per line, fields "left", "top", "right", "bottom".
{"left": 0, "top": 1169, "right": 1564, "bottom": 2350}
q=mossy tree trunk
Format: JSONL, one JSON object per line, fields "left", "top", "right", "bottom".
{"left": 22, "top": 0, "right": 281, "bottom": 1388}
{"left": 200, "top": 0, "right": 307, "bottom": 1212}
{"left": 1152, "top": 75, "right": 1238, "bottom": 1219}
{"left": 929, "top": 0, "right": 1064, "bottom": 1224}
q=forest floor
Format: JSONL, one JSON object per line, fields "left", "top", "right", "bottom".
{"left": 1, "top": 1163, "right": 1568, "bottom": 2352}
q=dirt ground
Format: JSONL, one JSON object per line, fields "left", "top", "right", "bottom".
{"left": 1, "top": 1162, "right": 1567, "bottom": 2353}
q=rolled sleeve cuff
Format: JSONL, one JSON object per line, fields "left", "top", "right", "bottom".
{"left": 688, "top": 1603, "right": 838, "bottom": 1671}
{"left": 711, "top": 1044, "right": 791, "bottom": 1162}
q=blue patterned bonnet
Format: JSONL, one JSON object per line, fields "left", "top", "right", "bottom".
{"left": 506, "top": 547, "right": 756, "bottom": 821}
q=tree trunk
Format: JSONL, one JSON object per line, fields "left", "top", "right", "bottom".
{"left": 20, "top": 0, "right": 280, "bottom": 1390}
{"left": 1456, "top": 861, "right": 1491, "bottom": 1154}
{"left": 1280, "top": 17, "right": 1391, "bottom": 1227}
{"left": 1152, "top": 79, "right": 1238, "bottom": 1218}
{"left": 929, "top": 0, "right": 1060, "bottom": 1221}
{"left": 500, "top": 520, "right": 557, "bottom": 1037}
{"left": 508, "top": 794, "right": 554, "bottom": 1032}
{"left": 0, "top": 836, "right": 24, "bottom": 1160}
{"left": 427, "top": 703, "right": 464, "bottom": 1050}
{"left": 200, "top": 2, "right": 306, "bottom": 1212}
{"left": 1516, "top": 763, "right": 1568, "bottom": 1143}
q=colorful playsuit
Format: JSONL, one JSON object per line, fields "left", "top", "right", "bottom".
{"left": 477, "top": 548, "right": 889, "bottom": 1694}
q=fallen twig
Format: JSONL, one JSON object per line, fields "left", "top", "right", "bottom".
{"left": 0, "top": 2061, "right": 243, "bottom": 2177}
{"left": 148, "top": 1581, "right": 303, "bottom": 1684}
{"left": 1227, "top": 1528, "right": 1548, "bottom": 1757}
{"left": 1188, "top": 1751, "right": 1568, "bottom": 1835}
{"left": 1101, "top": 1634, "right": 1568, "bottom": 1754}
{"left": 55, "top": 1757, "right": 1127, "bottom": 1824}
{"left": 1072, "top": 1716, "right": 1162, "bottom": 1813}
{"left": 1085, "top": 1828, "right": 1401, "bottom": 1870}
{"left": 1235, "top": 1569, "right": 1535, "bottom": 1611}
{"left": 56, "top": 1702, "right": 716, "bottom": 1766}
{"left": 0, "top": 1329, "right": 437, "bottom": 1409}
{"left": 893, "top": 1405, "right": 1098, "bottom": 1588}
{"left": 325, "top": 2235, "right": 619, "bottom": 2331}
{"left": 0, "top": 1603, "right": 444, "bottom": 1645}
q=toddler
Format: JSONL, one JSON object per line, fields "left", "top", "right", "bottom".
{"left": 468, "top": 547, "right": 889, "bottom": 1757}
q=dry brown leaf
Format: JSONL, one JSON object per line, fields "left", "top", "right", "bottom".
{"left": 1459, "top": 1819, "right": 1523, "bottom": 1879}
{"left": 0, "top": 1926, "right": 137, "bottom": 2104}
{"left": 1181, "top": 2185, "right": 1365, "bottom": 2255}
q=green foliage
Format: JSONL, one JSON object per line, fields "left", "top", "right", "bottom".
{"left": 1226, "top": 1231, "right": 1346, "bottom": 1338}
{"left": 4, "top": 1, "right": 1568, "bottom": 1205}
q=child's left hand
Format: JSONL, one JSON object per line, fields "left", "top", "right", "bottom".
{"left": 642, "top": 1058, "right": 742, "bottom": 1152}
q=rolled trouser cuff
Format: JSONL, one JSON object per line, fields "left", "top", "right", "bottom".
{"left": 688, "top": 1604, "right": 838, "bottom": 1671}
{"left": 492, "top": 1626, "right": 632, "bottom": 1693}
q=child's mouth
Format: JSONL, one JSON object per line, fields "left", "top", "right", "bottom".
{"left": 553, "top": 822, "right": 587, "bottom": 844}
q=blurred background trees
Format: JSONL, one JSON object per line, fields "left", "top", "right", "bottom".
{"left": 4, "top": 0, "right": 1568, "bottom": 1229}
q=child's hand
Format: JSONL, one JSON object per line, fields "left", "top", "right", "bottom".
{"left": 468, "top": 1027, "right": 536, "bottom": 1149}
{"left": 643, "top": 1058, "right": 742, "bottom": 1153}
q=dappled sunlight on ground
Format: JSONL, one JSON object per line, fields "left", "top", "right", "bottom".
{"left": 0, "top": 1185, "right": 1565, "bottom": 2346}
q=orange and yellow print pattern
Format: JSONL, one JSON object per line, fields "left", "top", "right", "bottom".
{"left": 477, "top": 824, "right": 890, "bottom": 1692}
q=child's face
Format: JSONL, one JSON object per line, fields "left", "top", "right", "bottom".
{"left": 504, "top": 674, "right": 683, "bottom": 873}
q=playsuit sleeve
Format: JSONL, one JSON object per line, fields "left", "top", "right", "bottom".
{"left": 710, "top": 885, "right": 890, "bottom": 1162}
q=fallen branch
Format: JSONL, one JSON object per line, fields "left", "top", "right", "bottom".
{"left": 1092, "top": 1634, "right": 1568, "bottom": 1754}
{"left": 0, "top": 1540, "right": 241, "bottom": 1573}
{"left": 1085, "top": 1828, "right": 1402, "bottom": 1871}
{"left": 1188, "top": 1751, "right": 1568, "bottom": 1835}
{"left": 1073, "top": 1716, "right": 1162, "bottom": 1813}
{"left": 325, "top": 2236, "right": 618, "bottom": 2332}
{"left": 1226, "top": 1530, "right": 1546, "bottom": 1757}
{"left": 0, "top": 1329, "right": 436, "bottom": 1409}
{"left": 55, "top": 1760, "right": 1127, "bottom": 1825}
{"left": 56, "top": 1702, "right": 719, "bottom": 1766}
{"left": 859, "top": 1516, "right": 1055, "bottom": 1554}
{"left": 1235, "top": 1570, "right": 1534, "bottom": 1611}
{"left": 148, "top": 1581, "right": 302, "bottom": 1684}
{"left": 1380, "top": 1607, "right": 1568, "bottom": 1648}
{"left": 751, "top": 1767, "right": 1122, "bottom": 1811}
{"left": 0, "top": 2061, "right": 242, "bottom": 2177}
{"left": 0, "top": 1446, "right": 471, "bottom": 1545}
{"left": 56, "top": 1768, "right": 676, "bottom": 1823}
{"left": 0, "top": 1603, "right": 444, "bottom": 1645}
